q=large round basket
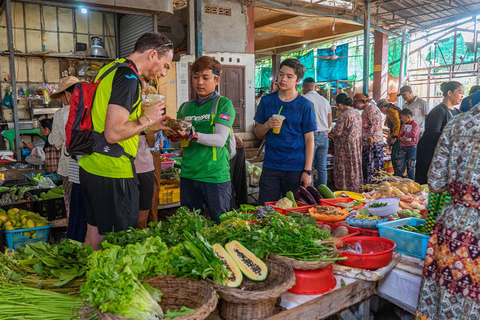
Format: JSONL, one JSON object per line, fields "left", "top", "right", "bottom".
{"left": 208, "top": 259, "right": 295, "bottom": 320}
{"left": 269, "top": 254, "right": 334, "bottom": 270}
{"left": 97, "top": 276, "right": 218, "bottom": 320}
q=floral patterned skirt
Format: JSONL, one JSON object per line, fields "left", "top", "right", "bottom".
{"left": 416, "top": 220, "right": 480, "bottom": 320}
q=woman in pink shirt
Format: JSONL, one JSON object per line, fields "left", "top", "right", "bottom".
{"left": 135, "top": 133, "right": 156, "bottom": 228}
{"left": 396, "top": 108, "right": 420, "bottom": 180}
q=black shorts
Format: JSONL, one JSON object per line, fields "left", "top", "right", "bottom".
{"left": 79, "top": 167, "right": 139, "bottom": 235}
{"left": 138, "top": 170, "right": 155, "bottom": 210}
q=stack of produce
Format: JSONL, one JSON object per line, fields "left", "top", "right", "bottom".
{"left": 0, "top": 208, "right": 49, "bottom": 234}
{"left": 0, "top": 185, "right": 37, "bottom": 205}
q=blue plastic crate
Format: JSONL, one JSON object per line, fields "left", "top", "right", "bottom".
{"left": 378, "top": 218, "right": 430, "bottom": 258}
{"left": 4, "top": 225, "right": 50, "bottom": 250}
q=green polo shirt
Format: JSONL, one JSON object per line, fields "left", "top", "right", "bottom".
{"left": 178, "top": 96, "right": 235, "bottom": 183}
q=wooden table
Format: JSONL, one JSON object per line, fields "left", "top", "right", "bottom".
{"left": 268, "top": 276, "right": 376, "bottom": 320}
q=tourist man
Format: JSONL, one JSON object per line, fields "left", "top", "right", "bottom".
{"left": 302, "top": 77, "right": 331, "bottom": 186}
{"left": 398, "top": 86, "right": 429, "bottom": 133}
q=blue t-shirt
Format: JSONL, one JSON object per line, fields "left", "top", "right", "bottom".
{"left": 254, "top": 92, "right": 317, "bottom": 171}
{"left": 460, "top": 91, "right": 480, "bottom": 112}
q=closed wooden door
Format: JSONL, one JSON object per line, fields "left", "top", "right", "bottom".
{"left": 219, "top": 66, "right": 245, "bottom": 132}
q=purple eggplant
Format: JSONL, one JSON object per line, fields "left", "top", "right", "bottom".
{"left": 306, "top": 186, "right": 323, "bottom": 204}
{"left": 294, "top": 191, "right": 309, "bottom": 204}
{"left": 299, "top": 186, "right": 316, "bottom": 205}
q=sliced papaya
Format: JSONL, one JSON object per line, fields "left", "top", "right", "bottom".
{"left": 213, "top": 244, "right": 243, "bottom": 287}
{"left": 225, "top": 240, "right": 268, "bottom": 281}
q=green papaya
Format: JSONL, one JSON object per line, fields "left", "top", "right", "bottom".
{"left": 318, "top": 184, "right": 336, "bottom": 199}
{"left": 225, "top": 240, "right": 268, "bottom": 281}
{"left": 213, "top": 244, "right": 243, "bottom": 287}
{"left": 50, "top": 187, "right": 64, "bottom": 195}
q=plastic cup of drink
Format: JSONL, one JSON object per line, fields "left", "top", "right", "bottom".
{"left": 148, "top": 94, "right": 165, "bottom": 104}
{"left": 143, "top": 94, "right": 165, "bottom": 115}
{"left": 272, "top": 114, "right": 285, "bottom": 134}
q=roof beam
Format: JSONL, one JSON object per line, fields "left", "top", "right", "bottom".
{"left": 255, "top": 0, "right": 407, "bottom": 39}
{"left": 256, "top": 26, "right": 305, "bottom": 38}
{"left": 255, "top": 22, "right": 364, "bottom": 52}
{"left": 254, "top": 13, "right": 299, "bottom": 28}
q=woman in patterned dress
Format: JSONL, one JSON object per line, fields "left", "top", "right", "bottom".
{"left": 330, "top": 94, "right": 363, "bottom": 192}
{"left": 416, "top": 103, "right": 480, "bottom": 319}
{"left": 353, "top": 93, "right": 384, "bottom": 184}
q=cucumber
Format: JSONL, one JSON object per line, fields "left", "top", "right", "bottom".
{"left": 318, "top": 184, "right": 336, "bottom": 199}
{"left": 299, "top": 186, "right": 316, "bottom": 205}
{"left": 306, "top": 186, "right": 322, "bottom": 204}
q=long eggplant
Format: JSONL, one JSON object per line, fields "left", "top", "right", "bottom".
{"left": 294, "top": 191, "right": 309, "bottom": 204}
{"left": 306, "top": 186, "right": 322, "bottom": 204}
{"left": 299, "top": 186, "right": 316, "bottom": 205}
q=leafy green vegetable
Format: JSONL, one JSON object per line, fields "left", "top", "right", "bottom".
{"left": 0, "top": 239, "right": 92, "bottom": 293}
{"left": 165, "top": 306, "right": 197, "bottom": 319}
{"left": 81, "top": 238, "right": 167, "bottom": 319}
{"left": 370, "top": 202, "right": 388, "bottom": 208}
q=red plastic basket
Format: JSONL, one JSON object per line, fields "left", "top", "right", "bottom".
{"left": 335, "top": 221, "right": 380, "bottom": 237}
{"left": 316, "top": 221, "right": 360, "bottom": 241}
{"left": 339, "top": 236, "right": 396, "bottom": 270}
{"left": 320, "top": 198, "right": 365, "bottom": 210}
{"left": 264, "top": 201, "right": 309, "bottom": 215}
{"left": 160, "top": 160, "right": 175, "bottom": 170}
{"left": 288, "top": 264, "right": 336, "bottom": 295}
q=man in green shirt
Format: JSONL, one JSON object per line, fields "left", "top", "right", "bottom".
{"left": 177, "top": 56, "right": 235, "bottom": 223}
{"left": 79, "top": 33, "right": 174, "bottom": 250}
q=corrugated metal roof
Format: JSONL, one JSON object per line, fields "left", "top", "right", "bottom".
{"left": 371, "top": 0, "right": 480, "bottom": 32}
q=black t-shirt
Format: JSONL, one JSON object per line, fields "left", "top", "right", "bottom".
{"left": 417, "top": 103, "right": 460, "bottom": 163}
{"left": 108, "top": 59, "right": 141, "bottom": 113}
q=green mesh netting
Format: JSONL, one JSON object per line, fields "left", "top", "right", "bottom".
{"left": 255, "top": 65, "right": 272, "bottom": 89}
{"left": 425, "top": 34, "right": 476, "bottom": 72}
{"left": 347, "top": 41, "right": 374, "bottom": 81}
{"left": 389, "top": 37, "right": 408, "bottom": 78}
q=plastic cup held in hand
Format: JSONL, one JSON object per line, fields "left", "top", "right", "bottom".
{"left": 143, "top": 94, "right": 165, "bottom": 116}
{"left": 272, "top": 114, "right": 285, "bottom": 134}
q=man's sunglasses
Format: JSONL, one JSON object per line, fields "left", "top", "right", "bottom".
{"left": 153, "top": 42, "right": 174, "bottom": 51}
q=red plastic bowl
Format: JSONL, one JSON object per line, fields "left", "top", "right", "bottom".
{"left": 288, "top": 265, "right": 336, "bottom": 295}
{"left": 339, "top": 236, "right": 395, "bottom": 270}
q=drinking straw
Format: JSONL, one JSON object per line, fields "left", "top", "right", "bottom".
{"left": 278, "top": 105, "right": 283, "bottom": 116}
{"left": 155, "top": 75, "right": 159, "bottom": 94}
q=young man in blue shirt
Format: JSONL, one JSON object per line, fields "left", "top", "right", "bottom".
{"left": 254, "top": 59, "right": 317, "bottom": 204}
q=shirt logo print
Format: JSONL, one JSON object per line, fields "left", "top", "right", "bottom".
{"left": 125, "top": 74, "right": 137, "bottom": 80}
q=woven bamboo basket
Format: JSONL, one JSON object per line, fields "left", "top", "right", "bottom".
{"left": 269, "top": 254, "right": 334, "bottom": 270}
{"left": 97, "top": 276, "right": 218, "bottom": 320}
{"left": 209, "top": 260, "right": 295, "bottom": 320}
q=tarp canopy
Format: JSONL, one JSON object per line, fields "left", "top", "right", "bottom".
{"left": 316, "top": 44, "right": 349, "bottom": 82}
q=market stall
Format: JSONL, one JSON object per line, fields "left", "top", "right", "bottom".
{"left": 0, "top": 167, "right": 444, "bottom": 319}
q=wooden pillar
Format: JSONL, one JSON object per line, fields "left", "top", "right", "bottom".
{"left": 363, "top": 0, "right": 371, "bottom": 94}
{"left": 246, "top": 5, "right": 255, "bottom": 54}
{"left": 272, "top": 53, "right": 281, "bottom": 81}
{"left": 373, "top": 31, "right": 389, "bottom": 102}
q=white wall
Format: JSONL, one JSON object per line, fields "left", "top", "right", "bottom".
{"left": 201, "top": 0, "right": 248, "bottom": 53}
{"left": 176, "top": 53, "right": 256, "bottom": 133}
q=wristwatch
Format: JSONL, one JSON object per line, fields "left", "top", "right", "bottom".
{"left": 303, "top": 169, "right": 312, "bottom": 175}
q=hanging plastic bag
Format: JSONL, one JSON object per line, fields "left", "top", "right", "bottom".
{"left": 2, "top": 91, "right": 13, "bottom": 109}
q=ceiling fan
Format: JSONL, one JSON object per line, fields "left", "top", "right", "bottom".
{"left": 314, "top": 44, "right": 361, "bottom": 60}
